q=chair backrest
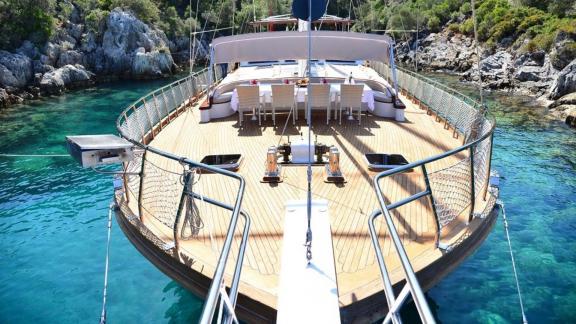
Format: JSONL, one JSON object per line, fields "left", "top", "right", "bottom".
{"left": 340, "top": 84, "right": 364, "bottom": 108}
{"left": 271, "top": 84, "right": 295, "bottom": 108}
{"left": 236, "top": 85, "right": 260, "bottom": 110}
{"left": 308, "top": 84, "right": 331, "bottom": 107}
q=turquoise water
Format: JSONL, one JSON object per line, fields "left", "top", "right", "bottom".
{"left": 1, "top": 77, "right": 574, "bottom": 323}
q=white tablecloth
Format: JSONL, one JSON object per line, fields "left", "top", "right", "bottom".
{"left": 230, "top": 84, "right": 375, "bottom": 112}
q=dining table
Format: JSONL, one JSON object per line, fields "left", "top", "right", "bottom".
{"left": 230, "top": 83, "right": 375, "bottom": 113}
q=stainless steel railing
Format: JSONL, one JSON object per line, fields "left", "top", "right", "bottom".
{"left": 369, "top": 62, "right": 496, "bottom": 323}
{"left": 116, "top": 68, "right": 248, "bottom": 323}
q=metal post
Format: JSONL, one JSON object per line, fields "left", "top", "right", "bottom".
{"left": 421, "top": 164, "right": 441, "bottom": 247}
{"left": 483, "top": 132, "right": 495, "bottom": 201}
{"left": 138, "top": 149, "right": 148, "bottom": 222}
{"left": 207, "top": 46, "right": 214, "bottom": 98}
{"left": 132, "top": 106, "right": 147, "bottom": 142}
{"left": 469, "top": 146, "right": 476, "bottom": 222}
{"left": 141, "top": 98, "right": 155, "bottom": 140}
{"left": 150, "top": 95, "right": 162, "bottom": 131}
{"left": 390, "top": 46, "right": 399, "bottom": 100}
{"left": 173, "top": 170, "right": 192, "bottom": 253}
{"left": 169, "top": 85, "right": 179, "bottom": 116}
{"left": 162, "top": 89, "right": 172, "bottom": 121}
{"left": 122, "top": 162, "right": 130, "bottom": 203}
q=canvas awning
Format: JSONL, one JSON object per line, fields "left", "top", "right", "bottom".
{"left": 210, "top": 31, "right": 394, "bottom": 64}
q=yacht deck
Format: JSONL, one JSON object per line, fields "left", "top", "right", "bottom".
{"left": 124, "top": 90, "right": 489, "bottom": 314}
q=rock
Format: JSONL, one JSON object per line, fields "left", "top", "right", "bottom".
{"left": 514, "top": 51, "right": 546, "bottom": 67}
{"left": 550, "top": 104, "right": 576, "bottom": 127}
{"left": 81, "top": 32, "right": 98, "bottom": 53}
{"left": 549, "top": 59, "right": 576, "bottom": 100}
{"left": 407, "top": 32, "right": 476, "bottom": 72}
{"left": 50, "top": 28, "right": 77, "bottom": 48}
{"left": 0, "top": 64, "right": 21, "bottom": 88}
{"left": 39, "top": 64, "right": 94, "bottom": 94}
{"left": 102, "top": 9, "right": 172, "bottom": 75}
{"left": 566, "top": 106, "right": 576, "bottom": 127}
{"left": 549, "top": 92, "right": 576, "bottom": 108}
{"left": 0, "top": 51, "right": 33, "bottom": 88}
{"left": 57, "top": 50, "right": 85, "bottom": 67}
{"left": 514, "top": 65, "right": 542, "bottom": 82}
{"left": 0, "top": 88, "right": 10, "bottom": 108}
{"left": 33, "top": 60, "right": 54, "bottom": 74}
{"left": 132, "top": 49, "right": 174, "bottom": 77}
{"left": 462, "top": 51, "right": 514, "bottom": 89}
{"left": 16, "top": 40, "right": 39, "bottom": 59}
{"left": 550, "top": 31, "right": 576, "bottom": 70}
{"left": 70, "top": 3, "right": 82, "bottom": 24}
{"left": 43, "top": 42, "right": 60, "bottom": 66}
{"left": 66, "top": 22, "right": 84, "bottom": 41}
{"left": 85, "top": 48, "right": 106, "bottom": 74}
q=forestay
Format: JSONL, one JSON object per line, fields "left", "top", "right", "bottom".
{"left": 210, "top": 31, "right": 393, "bottom": 64}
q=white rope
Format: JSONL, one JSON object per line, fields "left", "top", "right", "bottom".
{"left": 497, "top": 199, "right": 528, "bottom": 324}
{"left": 99, "top": 202, "right": 115, "bottom": 324}
{"left": 0, "top": 153, "right": 69, "bottom": 157}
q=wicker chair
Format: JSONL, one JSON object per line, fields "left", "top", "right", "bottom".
{"left": 271, "top": 84, "right": 296, "bottom": 126}
{"left": 306, "top": 84, "right": 332, "bottom": 125}
{"left": 339, "top": 84, "right": 364, "bottom": 125}
{"left": 236, "top": 85, "right": 261, "bottom": 126}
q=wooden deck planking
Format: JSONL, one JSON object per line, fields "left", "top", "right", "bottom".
{"left": 129, "top": 90, "right": 490, "bottom": 310}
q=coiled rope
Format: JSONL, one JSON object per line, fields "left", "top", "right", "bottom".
{"left": 497, "top": 199, "right": 528, "bottom": 324}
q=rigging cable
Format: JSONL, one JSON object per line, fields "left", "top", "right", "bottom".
{"left": 99, "top": 202, "right": 115, "bottom": 324}
{"left": 305, "top": 0, "right": 313, "bottom": 263}
{"left": 471, "top": 0, "right": 485, "bottom": 107}
{"left": 497, "top": 200, "right": 528, "bottom": 324}
{"left": 191, "top": 0, "right": 200, "bottom": 73}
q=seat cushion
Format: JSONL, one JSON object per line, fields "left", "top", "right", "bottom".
{"left": 212, "top": 91, "right": 233, "bottom": 104}
{"left": 373, "top": 90, "right": 393, "bottom": 103}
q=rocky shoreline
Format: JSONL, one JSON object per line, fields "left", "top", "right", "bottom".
{"left": 1, "top": 7, "right": 574, "bottom": 128}
{"left": 397, "top": 28, "right": 576, "bottom": 127}
{"left": 0, "top": 7, "right": 208, "bottom": 109}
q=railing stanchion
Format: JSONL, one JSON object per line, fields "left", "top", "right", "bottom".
{"left": 469, "top": 146, "right": 476, "bottom": 222}
{"left": 173, "top": 170, "right": 192, "bottom": 254}
{"left": 138, "top": 148, "right": 148, "bottom": 222}
{"left": 422, "top": 164, "right": 441, "bottom": 247}
{"left": 483, "top": 133, "right": 495, "bottom": 201}
{"left": 142, "top": 98, "right": 155, "bottom": 140}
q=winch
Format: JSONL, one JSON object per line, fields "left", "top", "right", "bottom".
{"left": 262, "top": 134, "right": 344, "bottom": 183}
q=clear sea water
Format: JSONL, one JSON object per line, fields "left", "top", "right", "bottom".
{"left": 0, "top": 75, "right": 574, "bottom": 323}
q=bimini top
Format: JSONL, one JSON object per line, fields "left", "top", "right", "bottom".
{"left": 210, "top": 31, "right": 394, "bottom": 64}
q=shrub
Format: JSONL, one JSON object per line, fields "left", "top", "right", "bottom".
{"left": 86, "top": 9, "right": 109, "bottom": 34}
{"left": 427, "top": 15, "right": 441, "bottom": 32}
{"left": 459, "top": 18, "right": 474, "bottom": 35}
{"left": 110, "top": 0, "right": 159, "bottom": 23}
{"left": 448, "top": 23, "right": 460, "bottom": 33}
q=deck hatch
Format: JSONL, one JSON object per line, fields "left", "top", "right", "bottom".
{"left": 364, "top": 153, "right": 410, "bottom": 170}
{"left": 199, "top": 154, "right": 243, "bottom": 171}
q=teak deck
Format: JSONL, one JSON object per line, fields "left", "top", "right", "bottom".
{"left": 117, "top": 77, "right": 495, "bottom": 322}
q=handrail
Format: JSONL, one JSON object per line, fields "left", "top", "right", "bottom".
{"left": 115, "top": 67, "right": 250, "bottom": 323}
{"left": 369, "top": 63, "right": 496, "bottom": 323}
